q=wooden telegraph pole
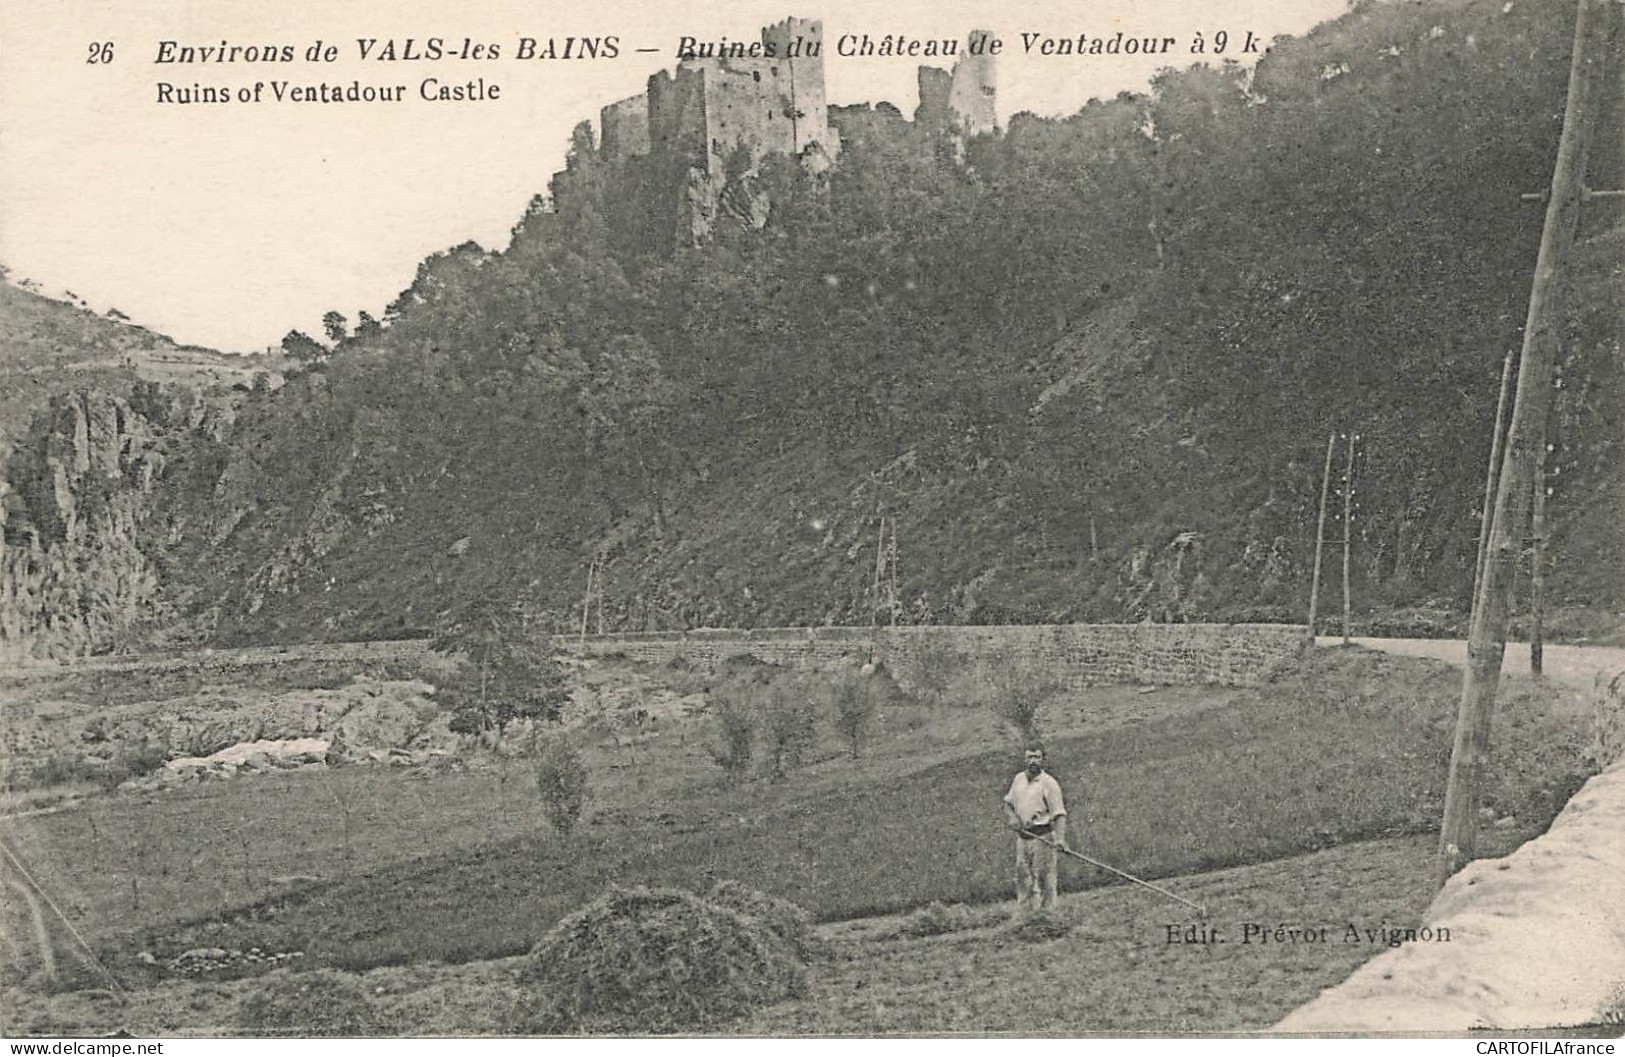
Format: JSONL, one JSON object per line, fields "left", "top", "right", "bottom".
{"left": 577, "top": 559, "right": 597, "bottom": 658}
{"left": 596, "top": 561, "right": 606, "bottom": 635}
{"left": 1307, "top": 433, "right": 1336, "bottom": 644}
{"left": 1472, "top": 349, "right": 1517, "bottom": 626}
{"left": 1527, "top": 0, "right": 1625, "bottom": 676}
{"left": 1530, "top": 430, "right": 1549, "bottom": 676}
{"left": 1341, "top": 432, "right": 1357, "bottom": 645}
{"left": 1436, "top": 0, "right": 1605, "bottom": 886}
{"left": 868, "top": 516, "right": 888, "bottom": 658}
{"left": 886, "top": 521, "right": 900, "bottom": 628}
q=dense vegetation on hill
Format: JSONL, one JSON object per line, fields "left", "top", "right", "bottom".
{"left": 4, "top": 0, "right": 1621, "bottom": 651}
{"left": 0, "top": 279, "right": 267, "bottom": 464}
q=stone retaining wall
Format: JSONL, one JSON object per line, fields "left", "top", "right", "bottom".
{"left": 572, "top": 622, "right": 1308, "bottom": 692}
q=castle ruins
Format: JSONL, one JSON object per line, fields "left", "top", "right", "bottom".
{"left": 597, "top": 18, "right": 998, "bottom": 242}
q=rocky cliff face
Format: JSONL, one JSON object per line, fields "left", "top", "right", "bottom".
{"left": 0, "top": 387, "right": 227, "bottom": 662}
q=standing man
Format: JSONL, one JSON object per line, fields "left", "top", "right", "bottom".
{"left": 1002, "top": 743, "right": 1068, "bottom": 915}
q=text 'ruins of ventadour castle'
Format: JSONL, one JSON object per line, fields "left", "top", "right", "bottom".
{"left": 594, "top": 18, "right": 997, "bottom": 242}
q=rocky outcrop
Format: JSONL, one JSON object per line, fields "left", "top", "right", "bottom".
{"left": 5, "top": 676, "right": 457, "bottom": 793}
{"left": 0, "top": 382, "right": 243, "bottom": 662}
{"left": 147, "top": 736, "right": 333, "bottom": 789}
{"left": 1, "top": 390, "right": 171, "bottom": 662}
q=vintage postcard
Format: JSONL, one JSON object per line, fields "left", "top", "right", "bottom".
{"left": 1, "top": 0, "right": 1622, "bottom": 1042}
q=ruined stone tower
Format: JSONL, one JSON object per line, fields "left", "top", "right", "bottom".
{"left": 599, "top": 94, "right": 650, "bottom": 162}
{"left": 947, "top": 29, "right": 998, "bottom": 136}
{"left": 760, "top": 16, "right": 834, "bottom": 158}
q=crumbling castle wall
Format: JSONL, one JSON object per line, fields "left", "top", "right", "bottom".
{"left": 698, "top": 57, "right": 798, "bottom": 174}
{"left": 915, "top": 66, "right": 954, "bottom": 131}
{"left": 599, "top": 94, "right": 650, "bottom": 161}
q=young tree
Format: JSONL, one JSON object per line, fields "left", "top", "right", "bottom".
{"left": 983, "top": 656, "right": 1059, "bottom": 744}
{"left": 831, "top": 671, "right": 878, "bottom": 759}
{"left": 431, "top": 602, "right": 569, "bottom": 750}
{"left": 706, "top": 682, "right": 758, "bottom": 779}
{"left": 761, "top": 675, "right": 817, "bottom": 780}
{"left": 534, "top": 733, "right": 588, "bottom": 835}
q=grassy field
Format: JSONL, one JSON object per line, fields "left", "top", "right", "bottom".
{"left": 2, "top": 835, "right": 1444, "bottom": 1037}
{"left": 0, "top": 644, "right": 1600, "bottom": 1035}
{"left": 0, "top": 657, "right": 1226, "bottom": 956}
{"left": 13, "top": 647, "right": 1586, "bottom": 974}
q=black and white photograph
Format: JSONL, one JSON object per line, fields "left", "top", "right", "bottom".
{"left": 1, "top": 0, "right": 1622, "bottom": 1041}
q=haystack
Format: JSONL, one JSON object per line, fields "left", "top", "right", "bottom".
{"left": 235, "top": 968, "right": 384, "bottom": 1037}
{"left": 511, "top": 884, "right": 809, "bottom": 1034}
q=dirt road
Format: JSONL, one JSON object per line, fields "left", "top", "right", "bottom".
{"left": 1318, "top": 636, "right": 1625, "bottom": 694}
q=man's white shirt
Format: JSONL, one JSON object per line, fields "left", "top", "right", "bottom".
{"left": 1005, "top": 770, "right": 1066, "bottom": 828}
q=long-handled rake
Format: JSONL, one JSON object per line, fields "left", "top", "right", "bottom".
{"left": 1025, "top": 830, "right": 1207, "bottom": 918}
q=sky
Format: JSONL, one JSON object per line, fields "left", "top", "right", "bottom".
{"left": 0, "top": 0, "right": 1346, "bottom": 353}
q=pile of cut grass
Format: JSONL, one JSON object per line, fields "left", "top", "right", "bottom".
{"left": 235, "top": 968, "right": 385, "bottom": 1037}
{"left": 507, "top": 884, "right": 809, "bottom": 1034}
{"left": 890, "top": 901, "right": 1008, "bottom": 939}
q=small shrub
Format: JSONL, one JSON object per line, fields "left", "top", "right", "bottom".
{"left": 116, "top": 740, "right": 168, "bottom": 777}
{"left": 982, "top": 656, "right": 1061, "bottom": 743}
{"left": 761, "top": 675, "right": 817, "bottom": 779}
{"left": 18, "top": 753, "right": 100, "bottom": 790}
{"left": 535, "top": 733, "right": 588, "bottom": 835}
{"left": 235, "top": 968, "right": 385, "bottom": 1037}
{"left": 94, "top": 764, "right": 130, "bottom": 795}
{"left": 707, "top": 682, "right": 757, "bottom": 777}
{"left": 510, "top": 884, "right": 808, "bottom": 1033}
{"left": 831, "top": 672, "right": 878, "bottom": 759}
